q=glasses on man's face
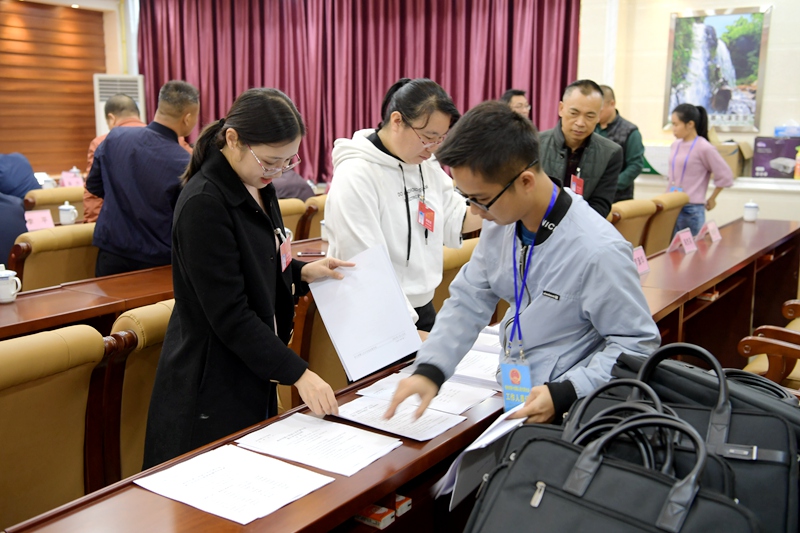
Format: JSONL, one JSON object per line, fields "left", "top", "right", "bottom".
{"left": 402, "top": 116, "right": 447, "bottom": 149}
{"left": 246, "top": 144, "right": 301, "bottom": 177}
{"left": 455, "top": 160, "right": 538, "bottom": 212}
{"left": 511, "top": 104, "right": 532, "bottom": 112}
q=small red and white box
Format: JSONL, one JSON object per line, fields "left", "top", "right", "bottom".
{"left": 354, "top": 505, "right": 395, "bottom": 530}
{"left": 394, "top": 494, "right": 412, "bottom": 517}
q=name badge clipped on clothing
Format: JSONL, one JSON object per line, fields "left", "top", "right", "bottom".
{"left": 570, "top": 174, "right": 584, "bottom": 196}
{"left": 669, "top": 186, "right": 684, "bottom": 193}
{"left": 417, "top": 201, "right": 435, "bottom": 232}
{"left": 279, "top": 238, "right": 292, "bottom": 272}
{"left": 500, "top": 362, "right": 532, "bottom": 411}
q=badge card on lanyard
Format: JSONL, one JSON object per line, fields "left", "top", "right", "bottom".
{"left": 277, "top": 228, "right": 292, "bottom": 272}
{"left": 500, "top": 183, "right": 558, "bottom": 411}
{"left": 669, "top": 137, "right": 698, "bottom": 193}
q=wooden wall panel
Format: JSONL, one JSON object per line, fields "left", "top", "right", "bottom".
{"left": 0, "top": 0, "right": 105, "bottom": 174}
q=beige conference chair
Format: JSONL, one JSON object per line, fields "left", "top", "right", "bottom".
{"left": 23, "top": 186, "right": 84, "bottom": 223}
{"left": 0, "top": 325, "right": 107, "bottom": 530}
{"left": 433, "top": 238, "right": 480, "bottom": 312}
{"left": 641, "top": 192, "right": 690, "bottom": 256}
{"left": 9, "top": 223, "right": 98, "bottom": 291}
{"left": 107, "top": 299, "right": 175, "bottom": 482}
{"left": 606, "top": 199, "right": 658, "bottom": 249}
{"left": 279, "top": 198, "right": 311, "bottom": 240}
{"left": 297, "top": 194, "right": 327, "bottom": 240}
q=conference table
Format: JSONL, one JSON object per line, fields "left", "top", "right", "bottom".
{"left": 0, "top": 240, "right": 331, "bottom": 341}
{"left": 4, "top": 218, "right": 799, "bottom": 533}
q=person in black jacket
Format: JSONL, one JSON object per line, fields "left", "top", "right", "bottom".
{"left": 143, "top": 88, "right": 352, "bottom": 469}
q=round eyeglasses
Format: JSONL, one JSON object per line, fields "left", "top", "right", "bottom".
{"left": 247, "top": 144, "right": 301, "bottom": 177}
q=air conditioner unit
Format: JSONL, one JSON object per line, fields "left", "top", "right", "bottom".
{"left": 92, "top": 74, "right": 146, "bottom": 137}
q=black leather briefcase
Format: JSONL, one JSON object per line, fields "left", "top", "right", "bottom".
{"left": 465, "top": 414, "right": 761, "bottom": 533}
{"left": 600, "top": 343, "right": 799, "bottom": 533}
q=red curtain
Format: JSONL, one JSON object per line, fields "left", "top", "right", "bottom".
{"left": 139, "top": 0, "right": 579, "bottom": 182}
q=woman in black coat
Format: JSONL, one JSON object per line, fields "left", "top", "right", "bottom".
{"left": 143, "top": 88, "right": 350, "bottom": 469}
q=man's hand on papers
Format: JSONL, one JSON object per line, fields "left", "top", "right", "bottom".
{"left": 295, "top": 370, "right": 339, "bottom": 416}
{"left": 300, "top": 257, "right": 355, "bottom": 282}
{"left": 417, "top": 330, "right": 429, "bottom": 342}
{"left": 507, "top": 385, "right": 555, "bottom": 424}
{"left": 384, "top": 374, "right": 438, "bottom": 420}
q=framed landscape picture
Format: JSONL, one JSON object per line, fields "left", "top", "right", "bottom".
{"left": 664, "top": 6, "right": 772, "bottom": 132}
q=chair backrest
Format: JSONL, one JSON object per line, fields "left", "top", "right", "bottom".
{"left": 23, "top": 187, "right": 84, "bottom": 222}
{"left": 108, "top": 299, "right": 175, "bottom": 482}
{"left": 0, "top": 325, "right": 106, "bottom": 530}
{"left": 288, "top": 293, "right": 348, "bottom": 409}
{"left": 297, "top": 194, "right": 327, "bottom": 240}
{"left": 606, "top": 199, "right": 658, "bottom": 248}
{"left": 641, "top": 192, "right": 690, "bottom": 256}
{"left": 278, "top": 198, "right": 308, "bottom": 240}
{"left": 433, "top": 238, "right": 479, "bottom": 312}
{"left": 9, "top": 223, "right": 98, "bottom": 291}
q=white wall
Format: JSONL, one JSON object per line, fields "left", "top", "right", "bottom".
{"left": 578, "top": 0, "right": 800, "bottom": 147}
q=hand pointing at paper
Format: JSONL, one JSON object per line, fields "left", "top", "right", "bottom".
{"left": 384, "top": 374, "right": 438, "bottom": 420}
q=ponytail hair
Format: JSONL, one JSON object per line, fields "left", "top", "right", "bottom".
{"left": 181, "top": 88, "right": 305, "bottom": 184}
{"left": 377, "top": 77, "right": 460, "bottom": 131}
{"left": 672, "top": 103, "right": 709, "bottom": 140}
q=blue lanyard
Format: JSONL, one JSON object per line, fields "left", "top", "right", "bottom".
{"left": 508, "top": 182, "right": 558, "bottom": 359}
{"left": 670, "top": 136, "right": 698, "bottom": 187}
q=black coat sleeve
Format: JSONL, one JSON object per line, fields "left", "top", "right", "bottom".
{"left": 85, "top": 142, "right": 105, "bottom": 198}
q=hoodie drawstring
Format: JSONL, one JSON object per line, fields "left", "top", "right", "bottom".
{"left": 399, "top": 164, "right": 428, "bottom": 266}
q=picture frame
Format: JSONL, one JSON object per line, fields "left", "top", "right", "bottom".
{"left": 663, "top": 6, "right": 772, "bottom": 133}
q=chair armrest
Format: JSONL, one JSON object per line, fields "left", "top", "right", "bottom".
{"left": 295, "top": 204, "right": 318, "bottom": 242}
{"left": 783, "top": 300, "right": 800, "bottom": 321}
{"left": 739, "top": 335, "right": 800, "bottom": 385}
{"left": 7, "top": 242, "right": 32, "bottom": 284}
{"left": 753, "top": 325, "right": 800, "bottom": 345}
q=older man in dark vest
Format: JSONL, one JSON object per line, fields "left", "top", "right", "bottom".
{"left": 596, "top": 85, "right": 644, "bottom": 202}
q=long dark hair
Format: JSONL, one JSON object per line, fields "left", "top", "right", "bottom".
{"left": 181, "top": 88, "right": 305, "bottom": 184}
{"left": 377, "top": 78, "right": 460, "bottom": 131}
{"left": 672, "top": 103, "right": 709, "bottom": 140}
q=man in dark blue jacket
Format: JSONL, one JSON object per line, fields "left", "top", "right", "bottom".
{"left": 0, "top": 153, "right": 41, "bottom": 199}
{"left": 0, "top": 192, "right": 27, "bottom": 265}
{"left": 87, "top": 80, "right": 199, "bottom": 276}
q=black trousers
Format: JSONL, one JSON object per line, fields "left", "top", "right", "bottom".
{"left": 414, "top": 301, "right": 437, "bottom": 332}
{"left": 95, "top": 249, "right": 166, "bottom": 277}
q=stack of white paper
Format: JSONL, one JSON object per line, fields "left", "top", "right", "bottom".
{"left": 235, "top": 413, "right": 402, "bottom": 477}
{"left": 450, "top": 350, "right": 501, "bottom": 391}
{"left": 336, "top": 396, "right": 466, "bottom": 441}
{"left": 134, "top": 445, "right": 334, "bottom": 525}
{"left": 310, "top": 245, "right": 421, "bottom": 381}
{"left": 357, "top": 373, "right": 495, "bottom": 415}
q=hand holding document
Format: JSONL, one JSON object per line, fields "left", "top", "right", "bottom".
{"left": 236, "top": 413, "right": 401, "bottom": 477}
{"left": 310, "top": 245, "right": 421, "bottom": 381}
{"left": 337, "top": 396, "right": 465, "bottom": 441}
{"left": 134, "top": 445, "right": 334, "bottom": 525}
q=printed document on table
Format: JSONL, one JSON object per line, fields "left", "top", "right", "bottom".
{"left": 134, "top": 445, "right": 334, "bottom": 525}
{"left": 337, "top": 396, "right": 466, "bottom": 441}
{"left": 357, "top": 373, "right": 495, "bottom": 415}
{"left": 310, "top": 244, "right": 421, "bottom": 381}
{"left": 451, "top": 350, "right": 501, "bottom": 390}
{"left": 236, "top": 413, "right": 402, "bottom": 477}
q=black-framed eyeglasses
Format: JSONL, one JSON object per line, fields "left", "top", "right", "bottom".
{"left": 246, "top": 143, "right": 301, "bottom": 177}
{"left": 401, "top": 115, "right": 447, "bottom": 149}
{"left": 455, "top": 160, "right": 538, "bottom": 212}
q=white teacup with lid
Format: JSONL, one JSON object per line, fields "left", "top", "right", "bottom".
{"left": 59, "top": 201, "right": 78, "bottom": 225}
{"left": 0, "top": 264, "right": 22, "bottom": 304}
{"left": 743, "top": 200, "right": 759, "bottom": 222}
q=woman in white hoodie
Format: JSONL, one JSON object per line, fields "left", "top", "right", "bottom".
{"left": 327, "top": 78, "right": 479, "bottom": 331}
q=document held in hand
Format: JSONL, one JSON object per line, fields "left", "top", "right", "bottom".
{"left": 310, "top": 245, "right": 421, "bottom": 381}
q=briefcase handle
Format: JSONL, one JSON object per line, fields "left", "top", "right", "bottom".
{"left": 634, "top": 343, "right": 732, "bottom": 447}
{"left": 564, "top": 413, "right": 706, "bottom": 533}
{"left": 562, "top": 378, "right": 663, "bottom": 441}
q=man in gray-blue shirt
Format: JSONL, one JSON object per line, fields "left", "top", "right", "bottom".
{"left": 386, "top": 101, "right": 659, "bottom": 424}
{"left": 87, "top": 80, "right": 199, "bottom": 277}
